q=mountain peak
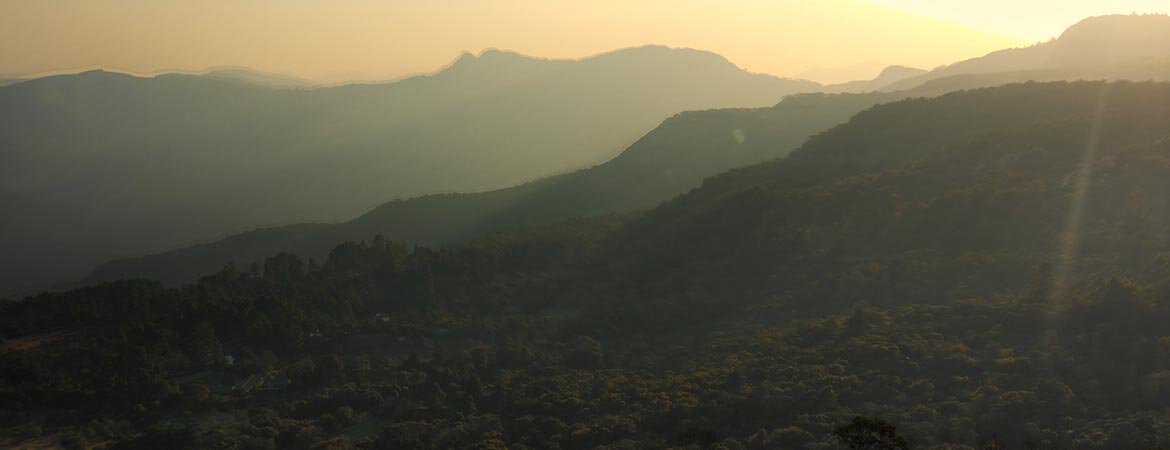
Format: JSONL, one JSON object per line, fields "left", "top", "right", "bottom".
{"left": 44, "top": 69, "right": 137, "bottom": 84}
{"left": 1051, "top": 14, "right": 1170, "bottom": 67}
{"left": 200, "top": 67, "right": 317, "bottom": 88}
{"left": 439, "top": 48, "right": 553, "bottom": 76}
{"left": 589, "top": 45, "right": 737, "bottom": 68}
{"left": 476, "top": 48, "right": 528, "bottom": 59}
{"left": 1060, "top": 13, "right": 1170, "bottom": 38}
{"left": 875, "top": 65, "right": 926, "bottom": 81}
{"left": 455, "top": 48, "right": 547, "bottom": 63}
{"left": 437, "top": 45, "right": 751, "bottom": 80}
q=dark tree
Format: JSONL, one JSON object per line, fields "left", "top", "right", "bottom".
{"left": 465, "top": 374, "right": 483, "bottom": 400}
{"left": 264, "top": 253, "right": 305, "bottom": 281}
{"left": 833, "top": 416, "right": 910, "bottom": 450}
{"left": 679, "top": 427, "right": 722, "bottom": 448}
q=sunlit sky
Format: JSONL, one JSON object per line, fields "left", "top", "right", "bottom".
{"left": 870, "top": 0, "right": 1168, "bottom": 41}
{"left": 2, "top": 0, "right": 1167, "bottom": 84}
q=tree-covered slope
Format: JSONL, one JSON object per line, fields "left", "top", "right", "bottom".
{"left": 7, "top": 82, "right": 1170, "bottom": 449}
{"left": 602, "top": 82, "right": 1170, "bottom": 316}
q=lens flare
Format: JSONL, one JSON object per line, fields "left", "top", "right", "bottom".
{"left": 1045, "top": 82, "right": 1113, "bottom": 343}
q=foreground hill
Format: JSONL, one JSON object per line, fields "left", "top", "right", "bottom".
{"left": 605, "top": 81, "right": 1170, "bottom": 315}
{"left": 7, "top": 82, "right": 1170, "bottom": 448}
{"left": 0, "top": 46, "right": 820, "bottom": 295}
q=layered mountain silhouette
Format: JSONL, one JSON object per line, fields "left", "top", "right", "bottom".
{"left": 0, "top": 46, "right": 821, "bottom": 295}
{"left": 81, "top": 15, "right": 1170, "bottom": 288}
{"left": 82, "top": 72, "right": 1120, "bottom": 286}
{"left": 20, "top": 14, "right": 1170, "bottom": 292}
{"left": 198, "top": 67, "right": 319, "bottom": 89}
{"left": 823, "top": 65, "right": 926, "bottom": 93}
{"left": 83, "top": 93, "right": 873, "bottom": 285}
{"left": 797, "top": 61, "right": 889, "bottom": 85}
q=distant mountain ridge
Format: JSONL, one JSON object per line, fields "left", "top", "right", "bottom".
{"left": 200, "top": 66, "right": 319, "bottom": 88}
{"left": 883, "top": 14, "right": 1170, "bottom": 91}
{"left": 0, "top": 45, "right": 822, "bottom": 296}
{"left": 824, "top": 65, "right": 927, "bottom": 93}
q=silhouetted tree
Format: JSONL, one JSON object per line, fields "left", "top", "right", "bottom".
{"left": 264, "top": 253, "right": 305, "bottom": 281}
{"left": 834, "top": 416, "right": 910, "bottom": 450}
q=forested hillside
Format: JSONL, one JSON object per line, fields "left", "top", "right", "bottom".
{"left": 6, "top": 81, "right": 1170, "bottom": 449}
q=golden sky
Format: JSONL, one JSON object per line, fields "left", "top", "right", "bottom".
{"left": 2, "top": 0, "right": 1160, "bottom": 84}
{"left": 869, "top": 0, "right": 1168, "bottom": 41}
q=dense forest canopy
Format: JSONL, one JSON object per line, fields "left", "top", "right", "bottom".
{"left": 6, "top": 81, "right": 1170, "bottom": 449}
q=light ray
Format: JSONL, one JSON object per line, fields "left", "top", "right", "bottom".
{"left": 1045, "top": 82, "right": 1112, "bottom": 337}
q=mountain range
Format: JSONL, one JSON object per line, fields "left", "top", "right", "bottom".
{"left": 8, "top": 79, "right": 1170, "bottom": 449}
{"left": 0, "top": 45, "right": 823, "bottom": 295}
{"left": 83, "top": 14, "right": 1170, "bottom": 288}
{"left": 10, "top": 12, "right": 1170, "bottom": 450}
{"left": 8, "top": 15, "right": 1170, "bottom": 298}
{"left": 78, "top": 79, "right": 989, "bottom": 286}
